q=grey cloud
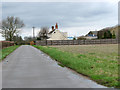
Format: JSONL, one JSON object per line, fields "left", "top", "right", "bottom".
{"left": 2, "top": 2, "right": 117, "bottom": 29}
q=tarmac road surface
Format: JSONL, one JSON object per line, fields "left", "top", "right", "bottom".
{"left": 2, "top": 45, "right": 107, "bottom": 88}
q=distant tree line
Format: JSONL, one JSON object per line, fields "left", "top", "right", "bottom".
{"left": 97, "top": 30, "right": 116, "bottom": 39}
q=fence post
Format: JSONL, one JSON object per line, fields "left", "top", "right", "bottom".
{"left": 46, "top": 40, "right": 47, "bottom": 45}
{"left": 57, "top": 40, "right": 59, "bottom": 45}
{"left": 67, "top": 40, "right": 69, "bottom": 45}
{"left": 78, "top": 40, "right": 80, "bottom": 45}
{"left": 51, "top": 40, "right": 52, "bottom": 45}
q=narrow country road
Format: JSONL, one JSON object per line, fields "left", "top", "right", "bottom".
{"left": 2, "top": 45, "right": 106, "bottom": 88}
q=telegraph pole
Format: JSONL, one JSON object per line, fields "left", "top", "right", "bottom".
{"left": 32, "top": 26, "right": 35, "bottom": 38}
{"left": 32, "top": 26, "right": 36, "bottom": 45}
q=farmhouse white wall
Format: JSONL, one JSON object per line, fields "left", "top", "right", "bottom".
{"left": 48, "top": 30, "right": 68, "bottom": 40}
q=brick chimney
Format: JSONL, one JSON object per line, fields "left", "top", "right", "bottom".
{"left": 55, "top": 23, "right": 58, "bottom": 29}
{"left": 52, "top": 26, "right": 54, "bottom": 31}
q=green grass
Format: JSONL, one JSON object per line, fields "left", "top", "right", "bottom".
{"left": 33, "top": 45, "right": 119, "bottom": 88}
{"left": 58, "top": 63, "right": 65, "bottom": 67}
{"left": 0, "top": 45, "right": 20, "bottom": 61}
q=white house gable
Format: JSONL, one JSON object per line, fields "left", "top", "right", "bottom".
{"left": 47, "top": 23, "right": 68, "bottom": 40}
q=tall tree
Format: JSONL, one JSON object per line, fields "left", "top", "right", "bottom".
{"left": 37, "top": 27, "right": 49, "bottom": 40}
{"left": 104, "top": 32, "right": 107, "bottom": 39}
{"left": 107, "top": 31, "right": 112, "bottom": 39}
{"left": 112, "top": 31, "right": 116, "bottom": 39}
{"left": 0, "top": 16, "right": 25, "bottom": 41}
{"left": 104, "top": 31, "right": 112, "bottom": 39}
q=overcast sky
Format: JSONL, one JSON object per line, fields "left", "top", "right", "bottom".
{"left": 0, "top": 0, "right": 118, "bottom": 40}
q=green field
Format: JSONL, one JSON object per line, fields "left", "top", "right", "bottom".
{"left": 0, "top": 45, "right": 20, "bottom": 61}
{"left": 33, "top": 44, "right": 119, "bottom": 88}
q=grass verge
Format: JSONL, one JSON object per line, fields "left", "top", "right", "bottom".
{"left": 0, "top": 45, "right": 20, "bottom": 61}
{"left": 33, "top": 45, "right": 119, "bottom": 88}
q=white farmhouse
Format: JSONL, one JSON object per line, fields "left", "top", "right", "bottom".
{"left": 47, "top": 23, "right": 68, "bottom": 40}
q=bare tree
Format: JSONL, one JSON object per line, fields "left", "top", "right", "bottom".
{"left": 0, "top": 16, "right": 25, "bottom": 41}
{"left": 37, "top": 27, "right": 49, "bottom": 40}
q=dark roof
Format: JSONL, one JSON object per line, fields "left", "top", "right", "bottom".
{"left": 87, "top": 31, "right": 98, "bottom": 36}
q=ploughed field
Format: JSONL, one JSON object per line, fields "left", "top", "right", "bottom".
{"left": 49, "top": 44, "right": 118, "bottom": 88}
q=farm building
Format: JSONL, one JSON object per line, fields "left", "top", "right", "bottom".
{"left": 77, "top": 31, "right": 98, "bottom": 40}
{"left": 47, "top": 23, "right": 68, "bottom": 40}
{"left": 85, "top": 31, "right": 98, "bottom": 39}
{"left": 86, "top": 31, "right": 98, "bottom": 37}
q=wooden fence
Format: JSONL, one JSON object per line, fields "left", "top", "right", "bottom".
{"left": 0, "top": 41, "right": 15, "bottom": 49}
{"left": 36, "top": 39, "right": 118, "bottom": 46}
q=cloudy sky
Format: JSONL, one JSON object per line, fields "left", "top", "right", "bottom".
{"left": 0, "top": 0, "right": 118, "bottom": 40}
